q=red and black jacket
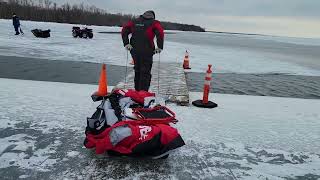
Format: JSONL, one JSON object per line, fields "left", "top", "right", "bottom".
{"left": 121, "top": 16, "right": 164, "bottom": 56}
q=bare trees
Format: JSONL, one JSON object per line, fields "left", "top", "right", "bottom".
{"left": 44, "top": 0, "right": 51, "bottom": 9}
{"left": 0, "top": 0, "right": 205, "bottom": 31}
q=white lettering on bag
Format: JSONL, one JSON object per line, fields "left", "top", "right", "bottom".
{"left": 138, "top": 126, "right": 152, "bottom": 140}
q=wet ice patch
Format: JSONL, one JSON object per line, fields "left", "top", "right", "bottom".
{"left": 0, "top": 134, "right": 35, "bottom": 155}
{"left": 172, "top": 141, "right": 320, "bottom": 180}
{"left": 66, "top": 151, "right": 80, "bottom": 158}
{"left": 170, "top": 92, "right": 320, "bottom": 153}
{"left": 0, "top": 133, "right": 61, "bottom": 171}
{"left": 18, "top": 174, "right": 30, "bottom": 179}
{"left": 57, "top": 141, "right": 320, "bottom": 180}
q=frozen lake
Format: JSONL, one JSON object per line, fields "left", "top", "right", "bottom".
{"left": 1, "top": 19, "right": 320, "bottom": 75}
{"left": 1, "top": 19, "right": 320, "bottom": 179}
{"left": 0, "top": 78, "right": 320, "bottom": 179}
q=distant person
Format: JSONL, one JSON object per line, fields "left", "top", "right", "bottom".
{"left": 121, "top": 10, "right": 164, "bottom": 91}
{"left": 12, "top": 13, "right": 21, "bottom": 35}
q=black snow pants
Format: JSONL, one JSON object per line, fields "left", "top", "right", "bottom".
{"left": 14, "top": 25, "right": 20, "bottom": 35}
{"left": 131, "top": 51, "right": 153, "bottom": 91}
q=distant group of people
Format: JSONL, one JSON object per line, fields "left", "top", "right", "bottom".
{"left": 11, "top": 10, "right": 163, "bottom": 92}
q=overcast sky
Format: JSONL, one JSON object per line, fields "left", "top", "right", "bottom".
{"left": 54, "top": 0, "right": 320, "bottom": 38}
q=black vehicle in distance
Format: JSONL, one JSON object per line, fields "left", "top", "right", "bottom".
{"left": 72, "top": 26, "right": 93, "bottom": 39}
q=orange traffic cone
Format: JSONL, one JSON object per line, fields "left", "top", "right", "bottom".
{"left": 130, "top": 59, "right": 135, "bottom": 65}
{"left": 183, "top": 50, "right": 191, "bottom": 69}
{"left": 192, "top": 64, "right": 218, "bottom": 108}
{"left": 91, "top": 64, "right": 108, "bottom": 101}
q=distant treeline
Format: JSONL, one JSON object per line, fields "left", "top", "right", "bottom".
{"left": 0, "top": 0, "right": 205, "bottom": 32}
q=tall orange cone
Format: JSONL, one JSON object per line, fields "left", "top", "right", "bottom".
{"left": 183, "top": 50, "right": 191, "bottom": 69}
{"left": 91, "top": 64, "right": 108, "bottom": 101}
{"left": 192, "top": 64, "right": 218, "bottom": 108}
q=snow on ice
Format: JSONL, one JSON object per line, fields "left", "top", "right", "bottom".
{"left": 0, "top": 78, "right": 319, "bottom": 179}
{"left": 1, "top": 17, "right": 320, "bottom": 179}
{"left": 1, "top": 19, "right": 320, "bottom": 76}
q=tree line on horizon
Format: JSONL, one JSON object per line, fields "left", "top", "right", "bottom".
{"left": 0, "top": 0, "right": 205, "bottom": 32}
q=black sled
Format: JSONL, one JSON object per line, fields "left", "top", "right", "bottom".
{"left": 31, "top": 29, "right": 50, "bottom": 38}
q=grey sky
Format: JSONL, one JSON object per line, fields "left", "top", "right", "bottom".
{"left": 54, "top": 0, "right": 320, "bottom": 38}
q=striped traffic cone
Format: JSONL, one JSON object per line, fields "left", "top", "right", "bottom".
{"left": 183, "top": 50, "right": 191, "bottom": 69}
{"left": 192, "top": 64, "right": 218, "bottom": 108}
{"left": 91, "top": 64, "right": 108, "bottom": 101}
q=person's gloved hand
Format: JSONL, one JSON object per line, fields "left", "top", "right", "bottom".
{"left": 154, "top": 48, "right": 162, "bottom": 54}
{"left": 125, "top": 44, "right": 133, "bottom": 51}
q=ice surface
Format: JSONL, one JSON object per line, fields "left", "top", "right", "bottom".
{"left": 0, "top": 78, "right": 320, "bottom": 179}
{"left": 251, "top": 34, "right": 320, "bottom": 46}
{"left": 169, "top": 92, "right": 320, "bottom": 153}
{"left": 66, "top": 151, "right": 80, "bottom": 158}
{"left": 1, "top": 19, "right": 320, "bottom": 76}
{"left": 1, "top": 17, "right": 320, "bottom": 179}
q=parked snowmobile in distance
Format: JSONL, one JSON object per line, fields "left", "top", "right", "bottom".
{"left": 72, "top": 26, "right": 93, "bottom": 39}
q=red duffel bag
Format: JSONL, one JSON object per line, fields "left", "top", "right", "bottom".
{"left": 84, "top": 120, "right": 185, "bottom": 159}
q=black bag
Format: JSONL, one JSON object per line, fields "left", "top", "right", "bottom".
{"left": 31, "top": 29, "right": 51, "bottom": 38}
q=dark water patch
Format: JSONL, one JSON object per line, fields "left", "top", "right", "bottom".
{"left": 0, "top": 55, "right": 128, "bottom": 86}
{"left": 187, "top": 72, "right": 320, "bottom": 99}
{"left": 1, "top": 55, "right": 320, "bottom": 99}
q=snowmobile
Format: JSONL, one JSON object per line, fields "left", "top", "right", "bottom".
{"left": 84, "top": 89, "right": 185, "bottom": 159}
{"left": 31, "top": 29, "right": 50, "bottom": 38}
{"left": 72, "top": 26, "right": 93, "bottom": 39}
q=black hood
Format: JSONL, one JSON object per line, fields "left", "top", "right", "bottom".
{"left": 142, "top": 10, "right": 155, "bottom": 20}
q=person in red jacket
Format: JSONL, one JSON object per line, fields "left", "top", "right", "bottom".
{"left": 121, "top": 10, "right": 164, "bottom": 91}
